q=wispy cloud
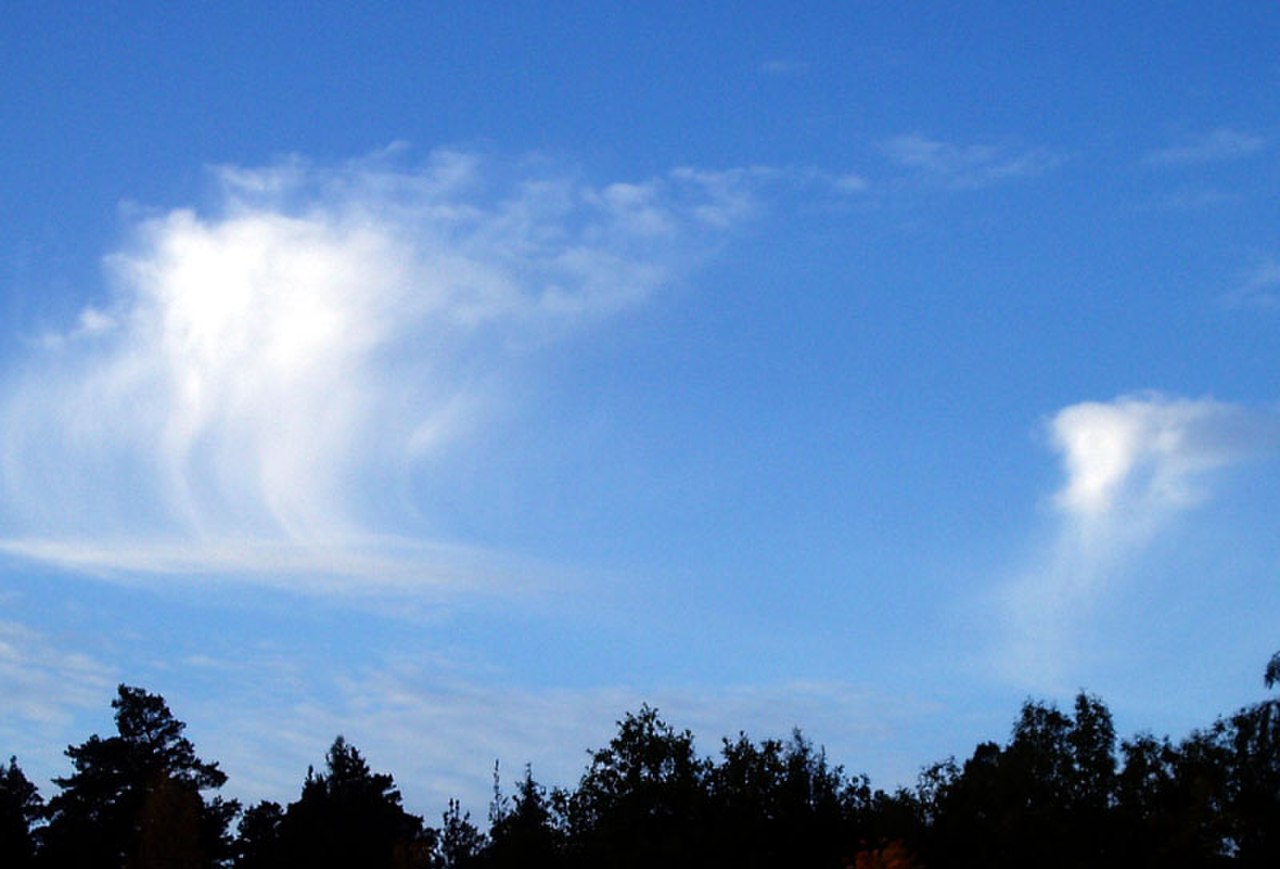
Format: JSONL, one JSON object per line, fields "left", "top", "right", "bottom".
{"left": 0, "top": 620, "right": 115, "bottom": 724}
{"left": 759, "top": 59, "right": 808, "bottom": 77}
{"left": 0, "top": 618, "right": 116, "bottom": 785}
{"left": 668, "top": 164, "right": 869, "bottom": 217}
{"left": 1145, "top": 128, "right": 1266, "bottom": 166}
{"left": 184, "top": 651, "right": 927, "bottom": 813}
{"left": 879, "top": 133, "right": 1060, "bottom": 190}
{"left": 1225, "top": 257, "right": 1280, "bottom": 309}
{"left": 994, "top": 394, "right": 1280, "bottom": 688}
{"left": 0, "top": 149, "right": 757, "bottom": 588}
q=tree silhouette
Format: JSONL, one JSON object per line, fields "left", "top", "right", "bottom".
{"left": 40, "top": 684, "right": 237, "bottom": 869}
{"left": 1208, "top": 653, "right": 1280, "bottom": 867}
{"left": 709, "top": 732, "right": 791, "bottom": 866}
{"left": 272, "top": 736, "right": 434, "bottom": 869}
{"left": 232, "top": 801, "right": 283, "bottom": 869}
{"left": 438, "top": 798, "right": 484, "bottom": 869}
{"left": 565, "top": 705, "right": 710, "bottom": 868}
{"left": 924, "top": 693, "right": 1121, "bottom": 869}
{"left": 0, "top": 756, "right": 43, "bottom": 868}
{"left": 14, "top": 670, "right": 1280, "bottom": 868}
{"left": 1114, "top": 732, "right": 1209, "bottom": 868}
{"left": 709, "top": 730, "right": 857, "bottom": 868}
{"left": 486, "top": 764, "right": 561, "bottom": 868}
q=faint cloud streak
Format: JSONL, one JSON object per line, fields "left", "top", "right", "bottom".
{"left": 191, "top": 652, "right": 928, "bottom": 814}
{"left": 0, "top": 620, "right": 115, "bottom": 724}
{"left": 880, "top": 133, "right": 1060, "bottom": 190}
{"left": 0, "top": 618, "right": 116, "bottom": 785}
{"left": 1145, "top": 128, "right": 1266, "bottom": 166}
{"left": 1225, "top": 257, "right": 1280, "bottom": 309}
{"left": 759, "top": 59, "right": 808, "bottom": 77}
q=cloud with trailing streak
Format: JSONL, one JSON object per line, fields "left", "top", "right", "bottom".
{"left": 996, "top": 393, "right": 1280, "bottom": 687}
{"left": 0, "top": 148, "right": 758, "bottom": 589}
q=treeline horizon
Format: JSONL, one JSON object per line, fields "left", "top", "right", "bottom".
{"left": 2, "top": 653, "right": 1278, "bottom": 868}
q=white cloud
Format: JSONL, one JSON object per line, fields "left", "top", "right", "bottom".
{"left": 880, "top": 133, "right": 1060, "bottom": 189}
{"left": 994, "top": 394, "right": 1280, "bottom": 688}
{"left": 0, "top": 149, "right": 755, "bottom": 588}
{"left": 1049, "top": 394, "right": 1274, "bottom": 520}
{"left": 1145, "top": 128, "right": 1266, "bottom": 166}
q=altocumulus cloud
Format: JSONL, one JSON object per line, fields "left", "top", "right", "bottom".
{"left": 996, "top": 393, "right": 1280, "bottom": 687}
{"left": 0, "top": 148, "right": 753, "bottom": 588}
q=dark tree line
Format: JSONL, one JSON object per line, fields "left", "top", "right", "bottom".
{"left": 3, "top": 654, "right": 1279, "bottom": 868}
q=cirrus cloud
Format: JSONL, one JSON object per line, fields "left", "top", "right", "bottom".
{"left": 0, "top": 148, "right": 755, "bottom": 589}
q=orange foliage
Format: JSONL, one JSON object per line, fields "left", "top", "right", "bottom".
{"left": 850, "top": 839, "right": 922, "bottom": 869}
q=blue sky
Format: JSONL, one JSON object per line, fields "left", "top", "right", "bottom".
{"left": 2, "top": 2, "right": 1279, "bottom": 814}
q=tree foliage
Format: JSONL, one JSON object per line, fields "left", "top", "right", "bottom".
{"left": 486, "top": 765, "right": 560, "bottom": 868}
{"left": 437, "top": 798, "right": 484, "bottom": 869}
{"left": 0, "top": 756, "right": 43, "bottom": 868}
{"left": 39, "top": 684, "right": 236, "bottom": 869}
{"left": 564, "top": 704, "right": 710, "bottom": 867}
{"left": 269, "top": 736, "right": 434, "bottom": 869}
{"left": 9, "top": 652, "right": 1280, "bottom": 868}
